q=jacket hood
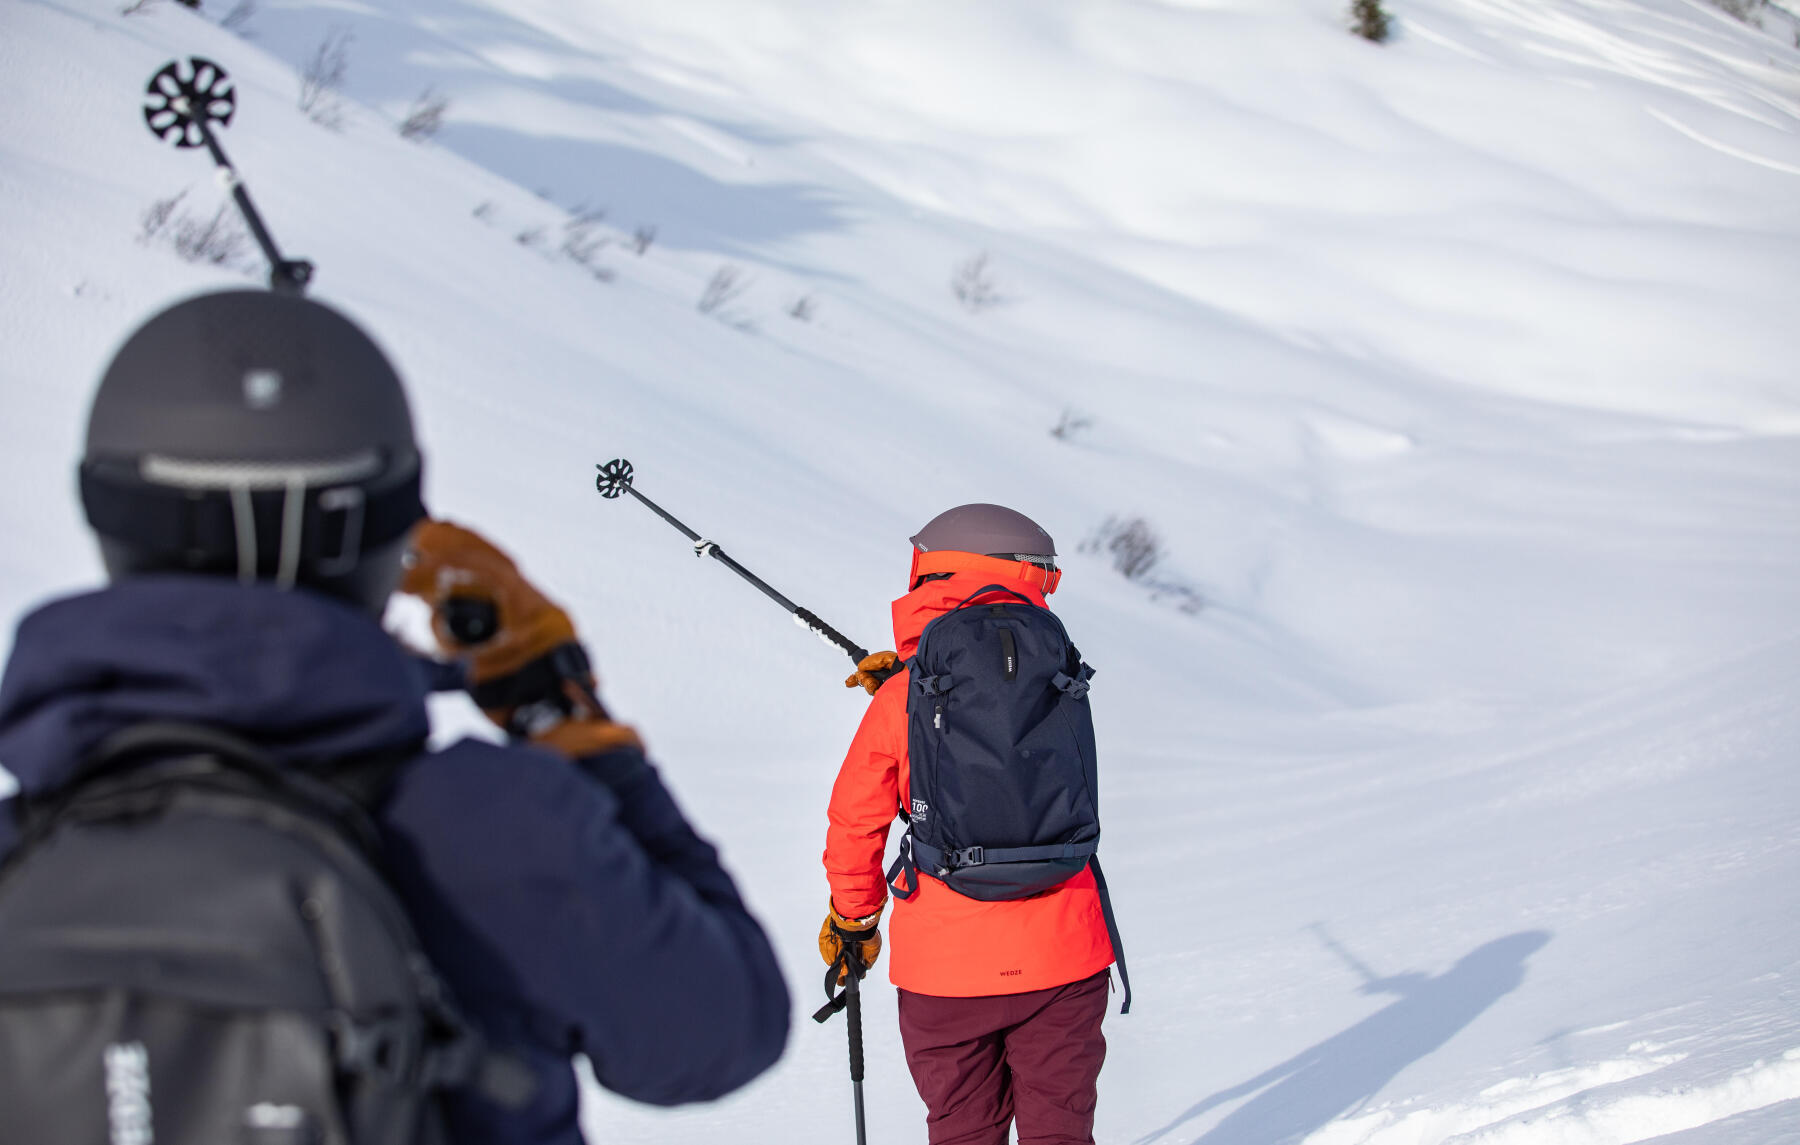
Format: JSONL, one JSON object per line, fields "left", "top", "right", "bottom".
{"left": 891, "top": 572, "right": 1050, "bottom": 659}
{"left": 0, "top": 576, "right": 431, "bottom": 802}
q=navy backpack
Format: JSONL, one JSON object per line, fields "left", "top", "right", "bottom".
{"left": 887, "top": 585, "right": 1130, "bottom": 1011}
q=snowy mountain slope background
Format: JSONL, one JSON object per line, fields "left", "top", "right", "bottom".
{"left": 3, "top": 0, "right": 1800, "bottom": 1141}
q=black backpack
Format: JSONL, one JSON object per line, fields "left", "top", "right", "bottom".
{"left": 886, "top": 585, "right": 1130, "bottom": 1011}
{"left": 0, "top": 721, "right": 531, "bottom": 1144}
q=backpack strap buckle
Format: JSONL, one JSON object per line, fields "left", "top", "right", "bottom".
{"left": 1052, "top": 663, "right": 1095, "bottom": 700}
{"left": 328, "top": 1011, "right": 416, "bottom": 1083}
{"left": 914, "top": 673, "right": 952, "bottom": 697}
{"left": 945, "top": 845, "right": 985, "bottom": 869}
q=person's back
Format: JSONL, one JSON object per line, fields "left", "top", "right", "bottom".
{"left": 822, "top": 504, "right": 1121, "bottom": 1145}
{"left": 0, "top": 290, "right": 790, "bottom": 1141}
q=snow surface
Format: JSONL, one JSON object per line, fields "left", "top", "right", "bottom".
{"left": 2, "top": 0, "right": 1799, "bottom": 1141}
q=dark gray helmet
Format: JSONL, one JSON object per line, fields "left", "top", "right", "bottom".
{"left": 910, "top": 503, "right": 1055, "bottom": 560}
{"left": 80, "top": 290, "right": 425, "bottom": 613}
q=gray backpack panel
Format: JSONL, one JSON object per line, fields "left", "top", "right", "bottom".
{"left": 0, "top": 723, "right": 516, "bottom": 1144}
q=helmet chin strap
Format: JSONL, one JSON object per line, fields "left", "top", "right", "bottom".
{"left": 229, "top": 484, "right": 257, "bottom": 584}
{"left": 276, "top": 474, "right": 308, "bottom": 589}
{"left": 230, "top": 479, "right": 306, "bottom": 588}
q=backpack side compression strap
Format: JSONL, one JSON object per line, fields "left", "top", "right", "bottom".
{"left": 1089, "top": 856, "right": 1131, "bottom": 1014}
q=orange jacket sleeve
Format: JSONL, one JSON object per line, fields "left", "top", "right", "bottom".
{"left": 823, "top": 674, "right": 907, "bottom": 919}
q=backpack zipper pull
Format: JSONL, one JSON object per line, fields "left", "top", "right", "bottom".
{"left": 934, "top": 702, "right": 944, "bottom": 730}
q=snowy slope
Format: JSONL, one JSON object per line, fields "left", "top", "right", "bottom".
{"left": 2, "top": 0, "right": 1799, "bottom": 1142}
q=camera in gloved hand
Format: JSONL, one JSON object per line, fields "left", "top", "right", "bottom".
{"left": 401, "top": 519, "right": 640, "bottom": 757}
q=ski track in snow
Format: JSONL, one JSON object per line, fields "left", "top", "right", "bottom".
{"left": 1305, "top": 1048, "right": 1800, "bottom": 1145}
{"left": 1644, "top": 106, "right": 1800, "bottom": 175}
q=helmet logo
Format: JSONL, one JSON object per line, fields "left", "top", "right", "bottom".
{"left": 243, "top": 368, "right": 283, "bottom": 410}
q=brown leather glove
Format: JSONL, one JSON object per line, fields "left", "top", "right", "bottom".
{"left": 401, "top": 519, "right": 640, "bottom": 753}
{"left": 819, "top": 900, "right": 883, "bottom": 983}
{"left": 844, "top": 650, "right": 901, "bottom": 696}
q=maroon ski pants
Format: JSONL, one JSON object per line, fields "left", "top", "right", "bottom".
{"left": 897, "top": 970, "right": 1110, "bottom": 1145}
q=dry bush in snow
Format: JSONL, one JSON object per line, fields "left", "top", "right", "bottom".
{"left": 299, "top": 28, "right": 352, "bottom": 129}
{"left": 399, "top": 87, "right": 450, "bottom": 141}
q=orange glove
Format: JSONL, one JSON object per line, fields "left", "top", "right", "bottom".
{"left": 403, "top": 519, "right": 576, "bottom": 686}
{"left": 844, "top": 650, "right": 901, "bottom": 696}
{"left": 819, "top": 900, "right": 883, "bottom": 984}
{"left": 401, "top": 519, "right": 640, "bottom": 754}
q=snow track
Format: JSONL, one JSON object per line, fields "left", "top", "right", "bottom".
{"left": 1310, "top": 1048, "right": 1800, "bottom": 1145}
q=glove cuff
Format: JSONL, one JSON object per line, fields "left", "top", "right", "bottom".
{"left": 532, "top": 717, "right": 644, "bottom": 759}
{"left": 469, "top": 642, "right": 593, "bottom": 715}
{"left": 829, "top": 901, "right": 883, "bottom": 933}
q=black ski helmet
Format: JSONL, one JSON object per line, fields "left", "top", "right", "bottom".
{"left": 79, "top": 290, "right": 426, "bottom": 613}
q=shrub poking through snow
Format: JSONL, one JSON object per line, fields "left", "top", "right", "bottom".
{"left": 1082, "top": 516, "right": 1162, "bottom": 582}
{"left": 952, "top": 251, "right": 1000, "bottom": 312}
{"left": 219, "top": 0, "right": 257, "bottom": 36}
{"left": 1080, "top": 516, "right": 1204, "bottom": 613}
{"left": 1051, "top": 408, "right": 1095, "bottom": 441}
{"left": 1350, "top": 0, "right": 1392, "bottom": 42}
{"left": 138, "top": 190, "right": 188, "bottom": 244}
{"left": 560, "top": 206, "right": 608, "bottom": 265}
{"left": 399, "top": 87, "right": 450, "bottom": 141}
{"left": 172, "top": 206, "right": 253, "bottom": 268}
{"left": 698, "top": 265, "right": 752, "bottom": 315}
{"left": 299, "top": 28, "right": 352, "bottom": 129}
{"left": 139, "top": 192, "right": 253, "bottom": 271}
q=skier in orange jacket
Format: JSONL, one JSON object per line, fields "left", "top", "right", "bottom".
{"left": 821, "top": 504, "right": 1117, "bottom": 1145}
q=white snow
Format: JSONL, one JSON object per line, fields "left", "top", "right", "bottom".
{"left": 2, "top": 0, "right": 1798, "bottom": 1142}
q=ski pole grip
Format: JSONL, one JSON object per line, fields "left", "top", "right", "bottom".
{"left": 845, "top": 973, "right": 865, "bottom": 1085}
{"left": 793, "top": 607, "right": 869, "bottom": 665}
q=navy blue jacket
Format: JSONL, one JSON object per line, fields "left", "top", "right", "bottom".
{"left": 0, "top": 578, "right": 790, "bottom": 1143}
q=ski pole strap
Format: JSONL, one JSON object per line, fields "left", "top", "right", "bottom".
{"left": 811, "top": 946, "right": 867, "bottom": 1023}
{"left": 1090, "top": 855, "right": 1131, "bottom": 1014}
{"left": 908, "top": 838, "right": 1098, "bottom": 875}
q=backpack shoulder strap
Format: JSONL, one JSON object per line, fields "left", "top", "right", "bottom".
{"left": 19, "top": 720, "right": 417, "bottom": 859}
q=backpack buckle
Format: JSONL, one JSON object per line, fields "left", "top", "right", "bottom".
{"left": 1052, "top": 667, "right": 1093, "bottom": 700}
{"left": 328, "top": 1012, "right": 416, "bottom": 1083}
{"left": 946, "top": 845, "right": 985, "bottom": 869}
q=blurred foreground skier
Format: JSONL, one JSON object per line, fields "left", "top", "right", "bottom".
{"left": 0, "top": 290, "right": 789, "bottom": 1143}
{"left": 822, "top": 505, "right": 1128, "bottom": 1145}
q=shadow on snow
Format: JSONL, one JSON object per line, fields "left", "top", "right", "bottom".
{"left": 1136, "top": 930, "right": 1552, "bottom": 1145}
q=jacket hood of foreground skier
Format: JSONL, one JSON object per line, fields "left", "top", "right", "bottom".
{"left": 0, "top": 575, "right": 431, "bottom": 804}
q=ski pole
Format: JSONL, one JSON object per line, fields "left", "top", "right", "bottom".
{"left": 143, "top": 58, "right": 314, "bottom": 294}
{"left": 846, "top": 970, "right": 868, "bottom": 1145}
{"left": 595, "top": 458, "right": 890, "bottom": 676}
{"left": 811, "top": 949, "right": 869, "bottom": 1145}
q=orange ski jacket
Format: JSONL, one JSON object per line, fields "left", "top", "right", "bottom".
{"left": 823, "top": 571, "right": 1115, "bottom": 998}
